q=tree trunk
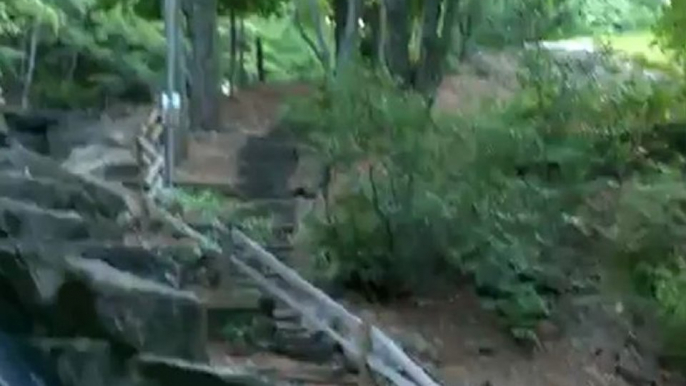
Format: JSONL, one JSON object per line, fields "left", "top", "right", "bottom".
{"left": 333, "top": 0, "right": 347, "bottom": 57}
{"left": 256, "top": 37, "right": 265, "bottom": 82}
{"left": 67, "top": 51, "right": 79, "bottom": 83}
{"left": 383, "top": 0, "right": 411, "bottom": 84}
{"left": 238, "top": 20, "right": 246, "bottom": 86}
{"left": 176, "top": 0, "right": 190, "bottom": 162}
{"left": 377, "top": 0, "right": 387, "bottom": 67}
{"left": 186, "top": 0, "right": 220, "bottom": 132}
{"left": 457, "top": 0, "right": 479, "bottom": 61}
{"left": 336, "top": 0, "right": 361, "bottom": 71}
{"left": 360, "top": 2, "right": 381, "bottom": 64}
{"left": 414, "top": 0, "right": 442, "bottom": 93}
{"left": 414, "top": 0, "right": 459, "bottom": 99}
{"left": 308, "top": 0, "right": 332, "bottom": 73}
{"left": 22, "top": 19, "right": 40, "bottom": 110}
{"left": 229, "top": 8, "right": 237, "bottom": 97}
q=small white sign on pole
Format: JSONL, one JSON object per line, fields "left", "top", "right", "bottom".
{"left": 171, "top": 92, "right": 181, "bottom": 110}
{"left": 161, "top": 93, "right": 171, "bottom": 111}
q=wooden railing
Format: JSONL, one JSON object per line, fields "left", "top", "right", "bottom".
{"left": 135, "top": 108, "right": 166, "bottom": 200}
{"left": 132, "top": 107, "right": 443, "bottom": 386}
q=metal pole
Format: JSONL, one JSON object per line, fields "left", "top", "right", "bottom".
{"left": 163, "top": 0, "right": 179, "bottom": 187}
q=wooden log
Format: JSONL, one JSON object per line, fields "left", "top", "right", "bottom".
{"left": 134, "top": 136, "right": 150, "bottom": 227}
{"left": 145, "top": 157, "right": 165, "bottom": 185}
{"left": 136, "top": 136, "right": 160, "bottom": 159}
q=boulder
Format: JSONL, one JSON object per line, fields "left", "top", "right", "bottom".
{"left": 615, "top": 345, "right": 660, "bottom": 386}
{"left": 0, "top": 197, "right": 89, "bottom": 241}
{"left": 62, "top": 144, "right": 136, "bottom": 177}
{"left": 0, "top": 331, "right": 64, "bottom": 386}
{"left": 136, "top": 355, "right": 271, "bottom": 386}
{"left": 32, "top": 338, "right": 132, "bottom": 386}
{"left": 1, "top": 110, "right": 58, "bottom": 154}
{"left": 0, "top": 172, "right": 125, "bottom": 225}
{"left": 79, "top": 245, "right": 186, "bottom": 289}
{"left": 60, "top": 256, "right": 207, "bottom": 361}
{"left": 0, "top": 270, "right": 36, "bottom": 334}
{"left": 0, "top": 144, "right": 134, "bottom": 221}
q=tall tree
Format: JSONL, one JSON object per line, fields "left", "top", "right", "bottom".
{"left": 182, "top": 0, "right": 219, "bottom": 132}
{"left": 414, "top": 0, "right": 459, "bottom": 95}
{"left": 382, "top": 0, "right": 412, "bottom": 84}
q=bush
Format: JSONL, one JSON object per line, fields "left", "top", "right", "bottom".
{"left": 286, "top": 50, "right": 686, "bottom": 343}
{"left": 287, "top": 62, "right": 582, "bottom": 334}
{"left": 472, "top": 0, "right": 663, "bottom": 49}
{"left": 596, "top": 171, "right": 686, "bottom": 366}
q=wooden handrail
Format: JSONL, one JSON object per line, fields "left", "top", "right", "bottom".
{"left": 145, "top": 204, "right": 441, "bottom": 386}
{"left": 132, "top": 107, "right": 442, "bottom": 386}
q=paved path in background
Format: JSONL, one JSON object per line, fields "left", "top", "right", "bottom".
{"left": 526, "top": 37, "right": 596, "bottom": 53}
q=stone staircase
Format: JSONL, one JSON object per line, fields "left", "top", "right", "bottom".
{"left": 47, "top": 106, "right": 350, "bottom": 381}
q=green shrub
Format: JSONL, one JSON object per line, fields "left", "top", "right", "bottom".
{"left": 588, "top": 170, "right": 686, "bottom": 368}
{"left": 286, "top": 49, "right": 686, "bottom": 343}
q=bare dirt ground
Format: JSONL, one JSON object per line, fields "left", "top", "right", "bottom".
{"left": 351, "top": 289, "right": 683, "bottom": 386}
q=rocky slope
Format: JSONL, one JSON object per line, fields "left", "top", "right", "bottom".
{"left": 0, "top": 131, "right": 275, "bottom": 385}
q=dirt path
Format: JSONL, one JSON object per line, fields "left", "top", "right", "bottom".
{"left": 351, "top": 289, "right": 683, "bottom": 386}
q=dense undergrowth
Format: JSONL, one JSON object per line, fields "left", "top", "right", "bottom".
{"left": 284, "top": 49, "right": 686, "bottom": 359}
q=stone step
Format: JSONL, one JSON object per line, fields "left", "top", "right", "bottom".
{"left": 0, "top": 171, "right": 127, "bottom": 221}
{"left": 274, "top": 320, "right": 307, "bottom": 333}
{"left": 200, "top": 288, "right": 264, "bottom": 312}
{"left": 271, "top": 329, "right": 338, "bottom": 363}
{"left": 224, "top": 198, "right": 298, "bottom": 226}
{"left": 273, "top": 308, "right": 300, "bottom": 321}
{"left": 0, "top": 196, "right": 106, "bottom": 241}
{"left": 0, "top": 145, "right": 131, "bottom": 219}
{"left": 225, "top": 352, "right": 356, "bottom": 386}
{"left": 136, "top": 354, "right": 272, "bottom": 386}
{"left": 101, "top": 162, "right": 140, "bottom": 181}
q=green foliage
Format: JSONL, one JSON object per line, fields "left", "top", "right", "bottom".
{"left": 171, "top": 188, "right": 225, "bottom": 217}
{"left": 592, "top": 171, "right": 686, "bottom": 367}
{"left": 655, "top": 0, "right": 686, "bottom": 74}
{"left": 169, "top": 188, "right": 276, "bottom": 245}
{"left": 474, "top": 0, "right": 663, "bottom": 48}
{"left": 0, "top": 0, "right": 164, "bottom": 107}
{"left": 287, "top": 48, "right": 686, "bottom": 344}
{"left": 575, "top": 0, "right": 662, "bottom": 34}
{"left": 222, "top": 13, "right": 325, "bottom": 82}
{"left": 287, "top": 63, "right": 569, "bottom": 330}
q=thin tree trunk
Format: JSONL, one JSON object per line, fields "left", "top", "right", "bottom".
{"left": 361, "top": 2, "right": 379, "bottom": 64}
{"left": 333, "top": 0, "right": 347, "bottom": 57}
{"left": 414, "top": 0, "right": 442, "bottom": 92}
{"left": 229, "top": 8, "right": 237, "bottom": 96}
{"left": 22, "top": 19, "right": 40, "bottom": 110}
{"left": 256, "top": 37, "right": 265, "bottom": 82}
{"left": 238, "top": 20, "right": 245, "bottom": 86}
{"left": 18, "top": 34, "right": 28, "bottom": 80}
{"left": 67, "top": 51, "right": 79, "bottom": 83}
{"left": 458, "top": 0, "right": 478, "bottom": 61}
{"left": 336, "top": 0, "right": 361, "bottom": 71}
{"left": 383, "top": 0, "right": 411, "bottom": 84}
{"left": 175, "top": 0, "right": 190, "bottom": 161}
{"left": 186, "top": 0, "right": 220, "bottom": 131}
{"left": 415, "top": 0, "right": 459, "bottom": 99}
{"left": 308, "top": 0, "right": 332, "bottom": 73}
{"left": 377, "top": 0, "right": 387, "bottom": 67}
